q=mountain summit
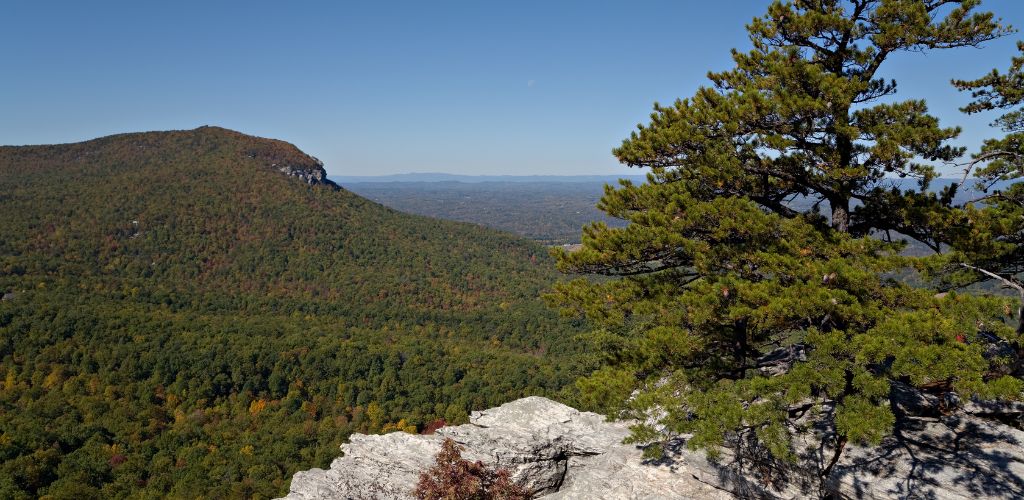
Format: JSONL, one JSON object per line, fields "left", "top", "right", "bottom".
{"left": 0, "top": 126, "right": 562, "bottom": 311}
{"left": 0, "top": 127, "right": 581, "bottom": 498}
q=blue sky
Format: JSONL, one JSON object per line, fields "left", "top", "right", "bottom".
{"left": 2, "top": 1, "right": 1023, "bottom": 176}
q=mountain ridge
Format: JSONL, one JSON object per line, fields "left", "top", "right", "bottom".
{"left": 3, "top": 125, "right": 336, "bottom": 188}
{"left": 0, "top": 126, "right": 584, "bottom": 498}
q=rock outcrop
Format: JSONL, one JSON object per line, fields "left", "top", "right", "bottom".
{"left": 283, "top": 396, "right": 1024, "bottom": 500}
{"left": 283, "top": 397, "right": 728, "bottom": 500}
{"left": 275, "top": 159, "right": 329, "bottom": 186}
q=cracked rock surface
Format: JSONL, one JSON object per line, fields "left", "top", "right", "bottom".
{"left": 282, "top": 396, "right": 1024, "bottom": 499}
{"left": 282, "top": 397, "right": 728, "bottom": 500}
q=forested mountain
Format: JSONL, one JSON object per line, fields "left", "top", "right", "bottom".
{"left": 0, "top": 127, "right": 585, "bottom": 499}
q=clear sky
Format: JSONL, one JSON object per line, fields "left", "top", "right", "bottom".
{"left": 2, "top": 1, "right": 1023, "bottom": 176}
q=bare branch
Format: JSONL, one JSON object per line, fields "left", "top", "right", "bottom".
{"left": 950, "top": 150, "right": 1023, "bottom": 186}
{"left": 959, "top": 263, "right": 1024, "bottom": 299}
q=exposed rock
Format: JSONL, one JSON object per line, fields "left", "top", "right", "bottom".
{"left": 234, "top": 128, "right": 335, "bottom": 187}
{"left": 829, "top": 413, "right": 1024, "bottom": 499}
{"left": 283, "top": 397, "right": 728, "bottom": 500}
{"left": 276, "top": 160, "right": 329, "bottom": 186}
{"left": 283, "top": 396, "right": 1024, "bottom": 500}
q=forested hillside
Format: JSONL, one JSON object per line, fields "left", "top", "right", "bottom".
{"left": 0, "top": 127, "right": 585, "bottom": 498}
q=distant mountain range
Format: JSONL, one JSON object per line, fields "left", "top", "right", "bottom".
{"left": 335, "top": 173, "right": 1007, "bottom": 245}
{"left": 332, "top": 172, "right": 648, "bottom": 184}
{"left": 333, "top": 172, "right": 1004, "bottom": 194}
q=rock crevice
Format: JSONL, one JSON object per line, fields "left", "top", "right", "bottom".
{"left": 283, "top": 396, "right": 1024, "bottom": 500}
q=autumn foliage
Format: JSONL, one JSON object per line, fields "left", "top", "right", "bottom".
{"left": 0, "top": 126, "right": 583, "bottom": 498}
{"left": 414, "top": 438, "right": 529, "bottom": 500}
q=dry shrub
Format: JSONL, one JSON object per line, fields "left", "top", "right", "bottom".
{"left": 413, "top": 438, "right": 530, "bottom": 500}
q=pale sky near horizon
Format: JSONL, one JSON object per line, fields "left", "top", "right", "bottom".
{"left": 3, "top": 1, "right": 1024, "bottom": 177}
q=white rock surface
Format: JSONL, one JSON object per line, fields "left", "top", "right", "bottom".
{"left": 829, "top": 414, "right": 1024, "bottom": 499}
{"left": 282, "top": 397, "right": 729, "bottom": 500}
{"left": 282, "top": 396, "right": 1024, "bottom": 500}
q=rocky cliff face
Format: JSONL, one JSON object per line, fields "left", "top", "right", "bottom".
{"left": 220, "top": 126, "right": 333, "bottom": 187}
{"left": 274, "top": 159, "right": 329, "bottom": 185}
{"left": 283, "top": 396, "right": 1024, "bottom": 500}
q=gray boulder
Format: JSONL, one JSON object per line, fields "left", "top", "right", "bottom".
{"left": 282, "top": 397, "right": 728, "bottom": 500}
{"left": 283, "top": 396, "right": 1024, "bottom": 499}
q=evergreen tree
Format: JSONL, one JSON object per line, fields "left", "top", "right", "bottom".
{"left": 943, "top": 42, "right": 1024, "bottom": 319}
{"left": 549, "top": 0, "right": 1022, "bottom": 480}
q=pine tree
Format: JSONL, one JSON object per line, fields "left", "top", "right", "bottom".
{"left": 548, "top": 0, "right": 1022, "bottom": 480}
{"left": 944, "top": 42, "right": 1024, "bottom": 320}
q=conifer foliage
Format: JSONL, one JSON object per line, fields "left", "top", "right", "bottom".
{"left": 946, "top": 41, "right": 1024, "bottom": 310}
{"left": 549, "top": 0, "right": 1024, "bottom": 477}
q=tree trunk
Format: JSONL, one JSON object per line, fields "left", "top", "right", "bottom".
{"left": 736, "top": 322, "right": 748, "bottom": 371}
{"left": 831, "top": 197, "right": 850, "bottom": 233}
{"left": 832, "top": 100, "right": 853, "bottom": 234}
{"left": 1017, "top": 299, "right": 1024, "bottom": 335}
{"left": 821, "top": 434, "right": 847, "bottom": 478}
{"left": 822, "top": 369, "right": 855, "bottom": 477}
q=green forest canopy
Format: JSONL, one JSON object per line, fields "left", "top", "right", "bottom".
{"left": 0, "top": 126, "right": 586, "bottom": 499}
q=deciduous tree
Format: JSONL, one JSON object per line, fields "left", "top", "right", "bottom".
{"left": 413, "top": 438, "right": 528, "bottom": 500}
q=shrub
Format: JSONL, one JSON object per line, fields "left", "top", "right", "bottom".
{"left": 414, "top": 438, "right": 529, "bottom": 500}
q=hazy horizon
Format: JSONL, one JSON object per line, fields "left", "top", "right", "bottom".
{"left": 4, "top": 1, "right": 1024, "bottom": 177}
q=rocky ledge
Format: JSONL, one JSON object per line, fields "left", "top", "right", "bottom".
{"left": 275, "top": 160, "right": 329, "bottom": 185}
{"left": 282, "top": 396, "right": 1024, "bottom": 500}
